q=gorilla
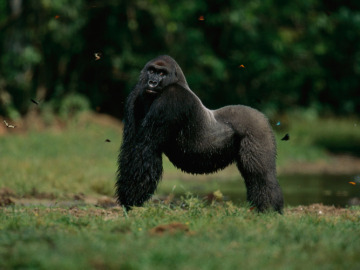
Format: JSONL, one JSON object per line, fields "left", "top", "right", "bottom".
{"left": 116, "top": 55, "right": 283, "bottom": 213}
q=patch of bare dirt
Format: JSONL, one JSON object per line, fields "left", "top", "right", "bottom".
{"left": 149, "top": 222, "right": 190, "bottom": 235}
{"left": 0, "top": 197, "right": 14, "bottom": 207}
{"left": 0, "top": 190, "right": 124, "bottom": 218}
{"left": 287, "top": 203, "right": 352, "bottom": 216}
{"left": 1, "top": 205, "right": 125, "bottom": 220}
{"left": 95, "top": 197, "right": 118, "bottom": 208}
{"left": 0, "top": 187, "right": 15, "bottom": 197}
{"left": 0, "top": 187, "right": 15, "bottom": 206}
{"left": 65, "top": 206, "right": 124, "bottom": 219}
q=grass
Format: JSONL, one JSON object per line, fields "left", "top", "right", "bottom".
{"left": 0, "top": 112, "right": 360, "bottom": 269}
{"left": 1, "top": 201, "right": 360, "bottom": 270}
{"left": 0, "top": 117, "right": 121, "bottom": 197}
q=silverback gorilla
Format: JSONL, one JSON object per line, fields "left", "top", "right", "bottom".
{"left": 116, "top": 55, "right": 284, "bottom": 213}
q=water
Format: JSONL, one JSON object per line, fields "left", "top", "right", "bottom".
{"left": 160, "top": 174, "right": 360, "bottom": 207}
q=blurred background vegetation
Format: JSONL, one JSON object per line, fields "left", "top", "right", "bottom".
{"left": 0, "top": 0, "right": 360, "bottom": 213}
{"left": 0, "top": 0, "right": 359, "bottom": 120}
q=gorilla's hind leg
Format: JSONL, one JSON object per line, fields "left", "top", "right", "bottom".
{"left": 236, "top": 137, "right": 284, "bottom": 213}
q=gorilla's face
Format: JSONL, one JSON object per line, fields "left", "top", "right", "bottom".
{"left": 145, "top": 61, "right": 172, "bottom": 95}
{"left": 140, "top": 55, "right": 189, "bottom": 96}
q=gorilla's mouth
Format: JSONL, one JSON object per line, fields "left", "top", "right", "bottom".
{"left": 146, "top": 89, "right": 159, "bottom": 94}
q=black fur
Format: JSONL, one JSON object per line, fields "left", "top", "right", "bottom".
{"left": 116, "top": 55, "right": 284, "bottom": 213}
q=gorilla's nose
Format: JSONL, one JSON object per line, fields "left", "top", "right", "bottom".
{"left": 148, "top": 80, "right": 158, "bottom": 88}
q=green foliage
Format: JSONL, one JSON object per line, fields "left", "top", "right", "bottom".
{"left": 0, "top": 1, "right": 360, "bottom": 118}
{"left": 0, "top": 0, "right": 87, "bottom": 117}
{"left": 59, "top": 94, "right": 91, "bottom": 119}
{"left": 180, "top": 192, "right": 206, "bottom": 216}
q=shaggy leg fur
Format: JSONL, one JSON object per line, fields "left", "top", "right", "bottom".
{"left": 236, "top": 136, "right": 283, "bottom": 213}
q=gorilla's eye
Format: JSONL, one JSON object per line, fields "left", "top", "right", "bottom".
{"left": 159, "top": 71, "right": 167, "bottom": 76}
{"left": 149, "top": 69, "right": 154, "bottom": 74}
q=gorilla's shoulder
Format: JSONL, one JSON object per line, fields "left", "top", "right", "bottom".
{"left": 159, "top": 85, "right": 201, "bottom": 106}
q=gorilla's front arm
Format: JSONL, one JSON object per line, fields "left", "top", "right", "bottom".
{"left": 116, "top": 133, "right": 162, "bottom": 209}
{"left": 116, "top": 85, "right": 191, "bottom": 209}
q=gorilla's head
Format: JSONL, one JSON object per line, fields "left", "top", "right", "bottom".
{"left": 140, "top": 55, "right": 189, "bottom": 95}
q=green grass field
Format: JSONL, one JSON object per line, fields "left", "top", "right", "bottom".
{"left": 0, "top": 113, "right": 360, "bottom": 269}
{"left": 1, "top": 202, "right": 360, "bottom": 270}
